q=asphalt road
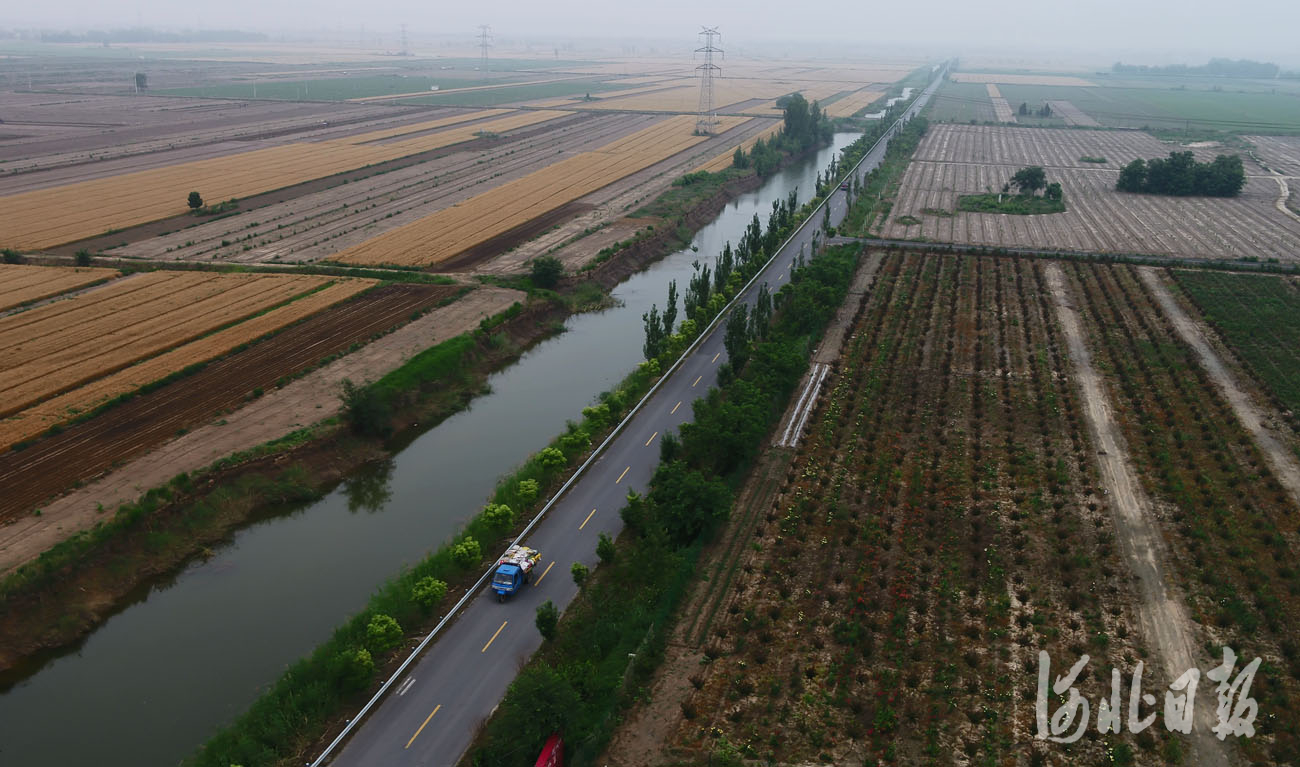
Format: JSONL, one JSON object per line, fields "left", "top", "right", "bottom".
{"left": 327, "top": 69, "right": 945, "bottom": 767}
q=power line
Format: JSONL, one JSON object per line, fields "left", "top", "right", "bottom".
{"left": 694, "top": 26, "right": 722, "bottom": 135}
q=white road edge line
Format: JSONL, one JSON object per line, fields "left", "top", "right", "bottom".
{"left": 309, "top": 67, "right": 946, "bottom": 767}
{"left": 396, "top": 677, "right": 416, "bottom": 697}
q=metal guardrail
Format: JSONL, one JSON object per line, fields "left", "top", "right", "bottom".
{"left": 310, "top": 64, "right": 949, "bottom": 767}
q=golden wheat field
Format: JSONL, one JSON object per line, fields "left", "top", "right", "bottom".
{"left": 0, "top": 275, "right": 373, "bottom": 449}
{"left": 0, "top": 271, "right": 352, "bottom": 418}
{"left": 336, "top": 114, "right": 747, "bottom": 266}
{"left": 0, "top": 264, "right": 121, "bottom": 311}
{"left": 0, "top": 110, "right": 570, "bottom": 249}
{"left": 823, "top": 89, "right": 887, "bottom": 118}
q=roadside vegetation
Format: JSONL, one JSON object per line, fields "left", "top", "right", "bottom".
{"left": 839, "top": 116, "right": 930, "bottom": 236}
{"left": 466, "top": 245, "right": 862, "bottom": 767}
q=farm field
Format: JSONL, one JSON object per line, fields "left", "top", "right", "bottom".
{"left": 882, "top": 124, "right": 1300, "bottom": 260}
{"left": 1248, "top": 135, "right": 1300, "bottom": 176}
{"left": 1171, "top": 270, "right": 1300, "bottom": 419}
{"left": 654, "top": 253, "right": 1154, "bottom": 764}
{"left": 0, "top": 264, "right": 120, "bottom": 311}
{"left": 0, "top": 271, "right": 374, "bottom": 447}
{"left": 823, "top": 88, "right": 887, "bottom": 118}
{"left": 0, "top": 109, "right": 569, "bottom": 249}
{"left": 0, "top": 282, "right": 457, "bottom": 524}
{"left": 698, "top": 120, "right": 785, "bottom": 172}
{"left": 158, "top": 72, "right": 532, "bottom": 101}
{"left": 333, "top": 114, "right": 748, "bottom": 267}
{"left": 1060, "top": 261, "right": 1300, "bottom": 764}
{"left": 635, "top": 253, "right": 1300, "bottom": 766}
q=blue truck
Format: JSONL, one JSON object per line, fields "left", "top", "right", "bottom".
{"left": 492, "top": 545, "right": 542, "bottom": 602}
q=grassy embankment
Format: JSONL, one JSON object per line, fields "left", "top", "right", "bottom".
{"left": 839, "top": 115, "right": 930, "bottom": 236}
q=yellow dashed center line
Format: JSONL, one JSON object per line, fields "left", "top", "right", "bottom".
{"left": 533, "top": 560, "right": 555, "bottom": 585}
{"left": 579, "top": 508, "right": 597, "bottom": 530}
{"left": 616, "top": 466, "right": 630, "bottom": 484}
{"left": 692, "top": 375, "right": 702, "bottom": 387}
{"left": 481, "top": 621, "right": 507, "bottom": 653}
{"left": 671, "top": 400, "right": 682, "bottom": 414}
{"left": 711, "top": 352, "right": 720, "bottom": 364}
{"left": 405, "top": 704, "right": 441, "bottom": 749}
{"left": 645, "top": 431, "right": 658, "bottom": 446}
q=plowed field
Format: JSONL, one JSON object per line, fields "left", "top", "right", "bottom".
{"left": 0, "top": 283, "right": 457, "bottom": 521}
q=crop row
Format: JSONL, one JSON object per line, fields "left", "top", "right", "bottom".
{"left": 335, "top": 115, "right": 747, "bottom": 266}
{"left": 1172, "top": 269, "right": 1300, "bottom": 422}
{"left": 0, "top": 264, "right": 120, "bottom": 311}
{"left": 913, "top": 124, "right": 1223, "bottom": 170}
{"left": 698, "top": 119, "right": 783, "bottom": 173}
{"left": 0, "top": 110, "right": 570, "bottom": 249}
{"left": 678, "top": 253, "right": 1147, "bottom": 764}
{"left": 1068, "top": 262, "right": 1300, "bottom": 763}
{"left": 885, "top": 159, "right": 1300, "bottom": 260}
{"left": 0, "top": 272, "right": 334, "bottom": 418}
{"left": 0, "top": 277, "right": 374, "bottom": 451}
{"left": 823, "top": 88, "right": 886, "bottom": 118}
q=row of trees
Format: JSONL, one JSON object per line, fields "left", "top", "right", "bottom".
{"left": 1116, "top": 151, "right": 1246, "bottom": 197}
{"left": 642, "top": 190, "right": 803, "bottom": 362}
{"left": 1018, "top": 102, "right": 1053, "bottom": 118}
{"left": 1006, "top": 165, "right": 1063, "bottom": 201}
{"left": 1112, "top": 58, "right": 1281, "bottom": 79}
{"left": 468, "top": 246, "right": 862, "bottom": 766}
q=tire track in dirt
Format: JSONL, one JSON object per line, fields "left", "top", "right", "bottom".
{"left": 1138, "top": 266, "right": 1300, "bottom": 510}
{"left": 1045, "top": 262, "right": 1229, "bottom": 767}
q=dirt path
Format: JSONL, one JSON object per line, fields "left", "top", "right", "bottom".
{"left": 1139, "top": 267, "right": 1300, "bottom": 509}
{"left": 1045, "top": 262, "right": 1229, "bottom": 767}
{"left": 0, "top": 286, "right": 522, "bottom": 575}
{"left": 1272, "top": 174, "right": 1300, "bottom": 224}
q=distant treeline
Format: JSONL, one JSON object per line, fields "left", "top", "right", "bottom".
{"left": 39, "top": 27, "right": 268, "bottom": 44}
{"left": 1117, "top": 151, "right": 1246, "bottom": 197}
{"left": 1111, "top": 58, "right": 1280, "bottom": 79}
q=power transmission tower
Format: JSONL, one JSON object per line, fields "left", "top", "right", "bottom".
{"left": 694, "top": 27, "right": 723, "bottom": 135}
{"left": 400, "top": 24, "right": 409, "bottom": 57}
{"left": 477, "top": 25, "right": 492, "bottom": 71}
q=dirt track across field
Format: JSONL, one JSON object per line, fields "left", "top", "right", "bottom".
{"left": 0, "top": 285, "right": 521, "bottom": 574}
{"left": 1046, "top": 262, "right": 1228, "bottom": 767}
{"left": 1139, "top": 267, "right": 1300, "bottom": 509}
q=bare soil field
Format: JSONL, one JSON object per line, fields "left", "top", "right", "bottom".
{"left": 951, "top": 72, "right": 1098, "bottom": 86}
{"left": 1047, "top": 100, "right": 1102, "bottom": 127}
{"left": 0, "top": 282, "right": 458, "bottom": 525}
{"left": 0, "top": 92, "right": 428, "bottom": 175}
{"left": 885, "top": 125, "right": 1300, "bottom": 260}
{"left": 1248, "top": 134, "right": 1300, "bottom": 176}
{"left": 0, "top": 263, "right": 119, "bottom": 310}
{"left": 986, "top": 83, "right": 1017, "bottom": 123}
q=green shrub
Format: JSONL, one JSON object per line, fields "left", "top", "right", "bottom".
{"left": 331, "top": 647, "right": 374, "bottom": 692}
{"left": 517, "top": 479, "right": 540, "bottom": 504}
{"left": 596, "top": 532, "right": 616, "bottom": 563}
{"left": 340, "top": 378, "right": 392, "bottom": 437}
{"left": 483, "top": 503, "right": 514, "bottom": 531}
{"left": 571, "top": 562, "right": 589, "bottom": 586}
{"left": 538, "top": 447, "right": 566, "bottom": 470}
{"left": 74, "top": 249, "right": 93, "bottom": 266}
{"left": 529, "top": 256, "right": 564, "bottom": 289}
{"left": 411, "top": 577, "right": 448, "bottom": 611}
{"left": 535, "top": 600, "right": 559, "bottom": 640}
{"left": 452, "top": 537, "right": 482, "bottom": 569}
{"left": 366, "top": 614, "right": 403, "bottom": 652}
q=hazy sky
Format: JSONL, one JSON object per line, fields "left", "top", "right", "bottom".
{"left": 9, "top": 0, "right": 1300, "bottom": 67}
